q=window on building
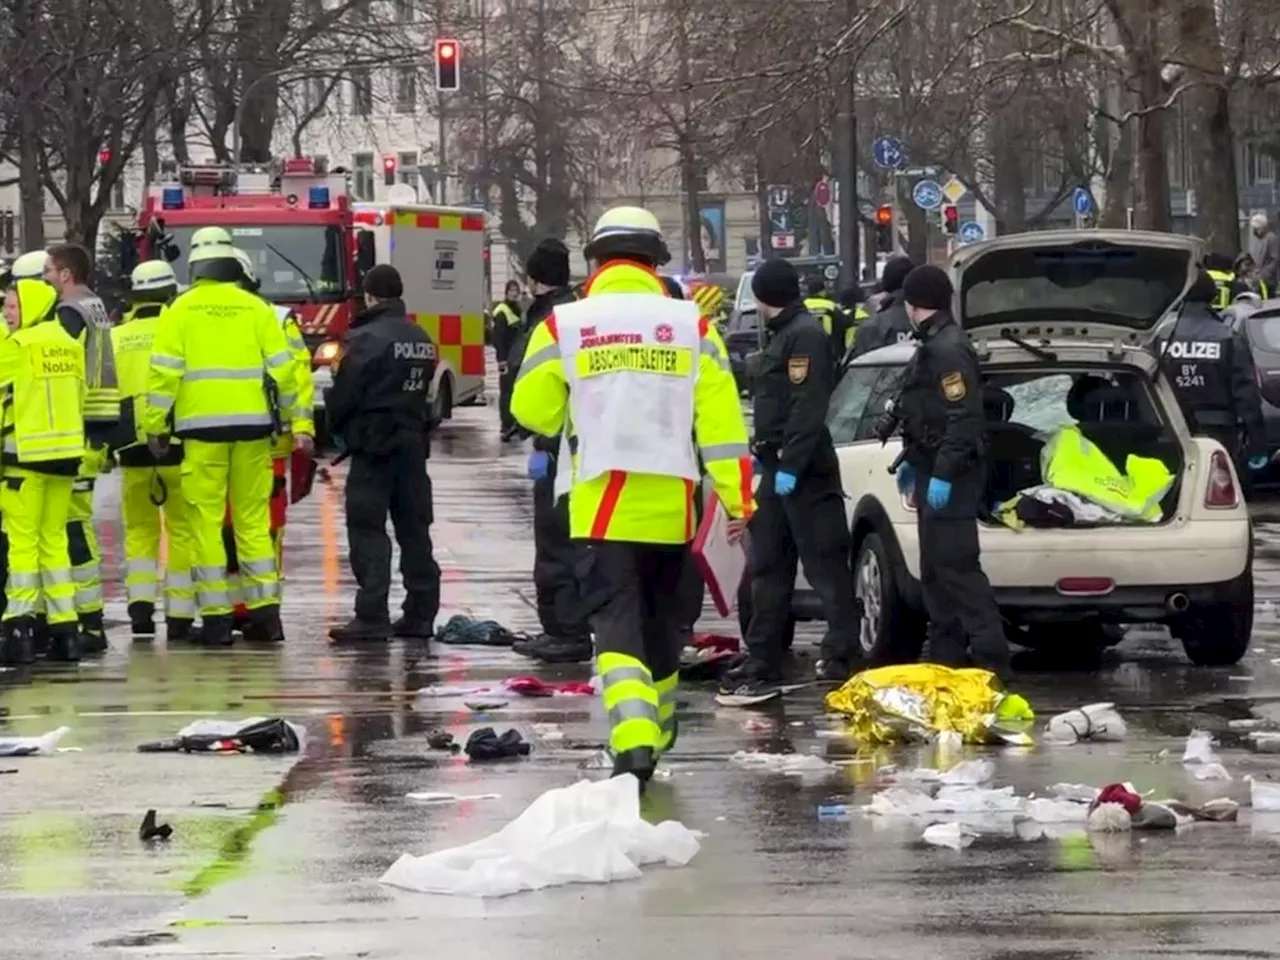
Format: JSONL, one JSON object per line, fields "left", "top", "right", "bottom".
{"left": 393, "top": 0, "right": 415, "bottom": 20}
{"left": 398, "top": 150, "right": 419, "bottom": 189}
{"left": 394, "top": 67, "right": 416, "bottom": 114}
{"left": 351, "top": 68, "right": 372, "bottom": 117}
{"left": 353, "top": 152, "right": 374, "bottom": 200}
{"left": 693, "top": 167, "right": 709, "bottom": 192}
{"left": 312, "top": 154, "right": 328, "bottom": 172}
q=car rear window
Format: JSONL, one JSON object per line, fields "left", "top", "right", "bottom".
{"left": 994, "top": 370, "right": 1165, "bottom": 432}
{"left": 1247, "top": 312, "right": 1280, "bottom": 351}
{"left": 961, "top": 243, "right": 1192, "bottom": 329}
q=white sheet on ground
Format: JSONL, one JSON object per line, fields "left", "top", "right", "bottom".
{"left": 0, "top": 726, "right": 70, "bottom": 757}
{"left": 379, "top": 775, "right": 701, "bottom": 897}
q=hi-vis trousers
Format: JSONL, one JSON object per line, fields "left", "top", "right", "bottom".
{"left": 121, "top": 464, "right": 195, "bottom": 620}
{"left": 67, "top": 445, "right": 108, "bottom": 619}
{"left": 183, "top": 438, "right": 278, "bottom": 619}
{"left": 1, "top": 470, "right": 77, "bottom": 626}
{"left": 226, "top": 456, "right": 288, "bottom": 619}
{"left": 579, "top": 540, "right": 686, "bottom": 758}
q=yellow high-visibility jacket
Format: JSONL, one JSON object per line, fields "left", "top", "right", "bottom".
{"left": 511, "top": 260, "right": 754, "bottom": 544}
{"left": 269, "top": 304, "right": 315, "bottom": 456}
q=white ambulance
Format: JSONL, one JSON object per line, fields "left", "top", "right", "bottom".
{"left": 315, "top": 201, "right": 489, "bottom": 429}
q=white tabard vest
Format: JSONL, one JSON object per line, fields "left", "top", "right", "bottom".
{"left": 553, "top": 294, "right": 702, "bottom": 498}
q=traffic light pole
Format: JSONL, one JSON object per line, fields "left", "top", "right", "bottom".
{"left": 835, "top": 0, "right": 861, "bottom": 286}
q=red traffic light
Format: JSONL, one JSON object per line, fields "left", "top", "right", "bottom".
{"left": 382, "top": 155, "right": 397, "bottom": 173}
{"left": 874, "top": 204, "right": 893, "bottom": 227}
{"left": 942, "top": 204, "right": 959, "bottom": 235}
{"left": 98, "top": 148, "right": 112, "bottom": 166}
{"left": 437, "top": 40, "right": 456, "bottom": 60}
{"left": 943, "top": 204, "right": 959, "bottom": 221}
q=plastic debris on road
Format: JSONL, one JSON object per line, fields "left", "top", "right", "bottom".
{"left": 406, "top": 792, "right": 501, "bottom": 804}
{"left": 817, "top": 803, "right": 853, "bottom": 821}
{"left": 1045, "top": 703, "right": 1126, "bottom": 743}
{"left": 922, "top": 822, "right": 977, "bottom": 850}
{"left": 824, "top": 664, "right": 1034, "bottom": 746}
{"left": 378, "top": 775, "right": 701, "bottom": 897}
{"left": 1250, "top": 778, "right": 1280, "bottom": 811}
{"left": 730, "top": 751, "right": 835, "bottom": 776}
{"left": 1193, "top": 762, "right": 1233, "bottom": 782}
{"left": 1182, "top": 729, "right": 1219, "bottom": 765}
{"left": 1248, "top": 732, "right": 1280, "bottom": 753}
{"left": 0, "top": 726, "right": 70, "bottom": 757}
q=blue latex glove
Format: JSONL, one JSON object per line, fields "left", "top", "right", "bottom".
{"left": 1249, "top": 454, "right": 1270, "bottom": 472}
{"left": 926, "top": 476, "right": 952, "bottom": 510}
{"left": 895, "top": 463, "right": 916, "bottom": 497}
{"left": 774, "top": 470, "right": 797, "bottom": 496}
{"left": 527, "top": 450, "right": 550, "bottom": 480}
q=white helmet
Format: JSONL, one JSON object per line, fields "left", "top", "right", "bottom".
{"left": 583, "top": 205, "right": 670, "bottom": 266}
{"left": 232, "top": 248, "right": 257, "bottom": 286}
{"left": 10, "top": 249, "right": 49, "bottom": 281}
{"left": 130, "top": 259, "right": 178, "bottom": 293}
{"left": 191, "top": 226, "right": 233, "bottom": 249}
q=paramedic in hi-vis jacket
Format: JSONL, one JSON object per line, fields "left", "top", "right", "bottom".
{"left": 510, "top": 205, "right": 755, "bottom": 788}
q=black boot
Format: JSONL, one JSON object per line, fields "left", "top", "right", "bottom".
{"left": 512, "top": 633, "right": 593, "bottom": 664}
{"left": 0, "top": 617, "right": 35, "bottom": 665}
{"left": 31, "top": 614, "right": 50, "bottom": 657}
{"left": 195, "top": 615, "right": 235, "bottom": 647}
{"left": 390, "top": 615, "right": 433, "bottom": 640}
{"left": 166, "top": 618, "right": 195, "bottom": 642}
{"left": 78, "top": 611, "right": 108, "bottom": 655}
{"left": 129, "top": 601, "right": 156, "bottom": 638}
{"left": 243, "top": 606, "right": 284, "bottom": 644}
{"left": 48, "top": 622, "right": 81, "bottom": 662}
{"left": 611, "top": 747, "right": 657, "bottom": 790}
{"left": 330, "top": 617, "right": 392, "bottom": 642}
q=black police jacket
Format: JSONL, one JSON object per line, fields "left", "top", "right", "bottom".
{"left": 326, "top": 298, "right": 436, "bottom": 456}
{"left": 897, "top": 311, "right": 985, "bottom": 483}
{"left": 850, "top": 290, "right": 914, "bottom": 358}
{"left": 752, "top": 302, "right": 839, "bottom": 479}
{"left": 508, "top": 285, "right": 579, "bottom": 454}
{"left": 1162, "top": 302, "right": 1265, "bottom": 457}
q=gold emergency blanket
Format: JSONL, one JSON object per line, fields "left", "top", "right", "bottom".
{"left": 824, "top": 663, "right": 1035, "bottom": 745}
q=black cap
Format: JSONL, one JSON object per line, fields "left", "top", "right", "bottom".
{"left": 877, "top": 255, "right": 915, "bottom": 294}
{"left": 838, "top": 285, "right": 864, "bottom": 308}
{"left": 751, "top": 257, "right": 801, "bottom": 308}
{"left": 526, "top": 238, "right": 570, "bottom": 288}
{"left": 902, "top": 264, "right": 953, "bottom": 312}
{"left": 363, "top": 263, "right": 403, "bottom": 299}
{"left": 1186, "top": 269, "right": 1219, "bottom": 304}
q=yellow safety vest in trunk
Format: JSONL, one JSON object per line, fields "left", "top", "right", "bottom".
{"left": 1040, "top": 425, "right": 1173, "bottom": 521}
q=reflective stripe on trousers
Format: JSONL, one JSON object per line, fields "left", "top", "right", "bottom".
{"left": 597, "top": 652, "right": 661, "bottom": 755}
{"left": 654, "top": 671, "right": 679, "bottom": 753}
{"left": 121, "top": 464, "right": 194, "bottom": 617}
{"left": 67, "top": 450, "right": 105, "bottom": 615}
{"left": 1, "top": 473, "right": 78, "bottom": 626}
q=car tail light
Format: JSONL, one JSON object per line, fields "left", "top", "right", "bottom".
{"left": 1205, "top": 449, "right": 1239, "bottom": 509}
{"left": 1056, "top": 577, "right": 1115, "bottom": 596}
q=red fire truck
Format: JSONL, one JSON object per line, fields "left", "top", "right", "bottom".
{"left": 134, "top": 156, "right": 358, "bottom": 341}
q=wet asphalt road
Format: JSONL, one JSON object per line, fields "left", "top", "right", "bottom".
{"left": 11, "top": 384, "right": 1280, "bottom": 958}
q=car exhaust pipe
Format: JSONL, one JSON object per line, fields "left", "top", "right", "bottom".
{"left": 1166, "top": 592, "right": 1190, "bottom": 614}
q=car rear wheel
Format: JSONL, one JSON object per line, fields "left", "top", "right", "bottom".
{"left": 854, "top": 531, "right": 924, "bottom": 664}
{"left": 432, "top": 376, "right": 454, "bottom": 428}
{"left": 1176, "top": 573, "right": 1254, "bottom": 667}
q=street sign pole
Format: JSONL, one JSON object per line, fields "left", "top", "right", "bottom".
{"left": 835, "top": 0, "right": 860, "bottom": 286}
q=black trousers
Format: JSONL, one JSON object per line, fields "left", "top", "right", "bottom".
{"left": 744, "top": 469, "right": 859, "bottom": 674}
{"left": 345, "top": 443, "right": 441, "bottom": 625}
{"left": 916, "top": 506, "right": 1010, "bottom": 677}
{"left": 498, "top": 362, "right": 515, "bottom": 431}
{"left": 579, "top": 540, "right": 686, "bottom": 683}
{"left": 532, "top": 471, "right": 590, "bottom": 641}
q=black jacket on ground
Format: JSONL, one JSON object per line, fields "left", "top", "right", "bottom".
{"left": 327, "top": 298, "right": 436, "bottom": 456}
{"left": 508, "top": 285, "right": 578, "bottom": 454}
{"left": 850, "top": 290, "right": 914, "bottom": 358}
{"left": 751, "top": 302, "right": 839, "bottom": 479}
{"left": 1162, "top": 302, "right": 1266, "bottom": 458}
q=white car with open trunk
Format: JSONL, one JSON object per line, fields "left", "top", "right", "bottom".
{"left": 781, "top": 230, "right": 1254, "bottom": 667}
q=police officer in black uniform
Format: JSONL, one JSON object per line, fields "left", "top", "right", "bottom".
{"left": 507, "top": 239, "right": 594, "bottom": 664}
{"left": 493, "top": 279, "right": 524, "bottom": 441}
{"left": 325, "top": 264, "right": 441, "bottom": 642}
{"left": 720, "top": 258, "right": 861, "bottom": 702}
{"left": 1164, "top": 268, "right": 1267, "bottom": 485}
{"left": 803, "top": 276, "right": 855, "bottom": 371}
{"left": 850, "top": 255, "right": 916, "bottom": 358}
{"left": 888, "top": 265, "right": 1009, "bottom": 678}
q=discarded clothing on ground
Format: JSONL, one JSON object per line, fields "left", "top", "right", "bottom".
{"left": 427, "top": 730, "right": 460, "bottom": 752}
{"left": 416, "top": 677, "right": 596, "bottom": 705}
{"left": 379, "top": 774, "right": 701, "bottom": 897}
{"left": 996, "top": 486, "right": 1137, "bottom": 529}
{"left": 465, "top": 727, "right": 531, "bottom": 761}
{"left": 436, "top": 614, "right": 523, "bottom": 647}
{"left": 1086, "top": 781, "right": 1238, "bottom": 832}
{"left": 1045, "top": 702, "right": 1127, "bottom": 743}
{"left": 824, "top": 664, "right": 1034, "bottom": 746}
{"left": 139, "top": 809, "right": 173, "bottom": 842}
{"left": 136, "top": 717, "right": 304, "bottom": 755}
{"left": 1041, "top": 426, "right": 1174, "bottom": 522}
{"left": 0, "top": 726, "right": 70, "bottom": 757}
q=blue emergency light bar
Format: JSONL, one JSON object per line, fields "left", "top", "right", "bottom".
{"left": 161, "top": 186, "right": 184, "bottom": 210}
{"left": 308, "top": 186, "right": 330, "bottom": 209}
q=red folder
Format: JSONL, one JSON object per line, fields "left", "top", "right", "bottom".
{"left": 691, "top": 493, "right": 748, "bottom": 617}
{"left": 289, "top": 451, "right": 318, "bottom": 504}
